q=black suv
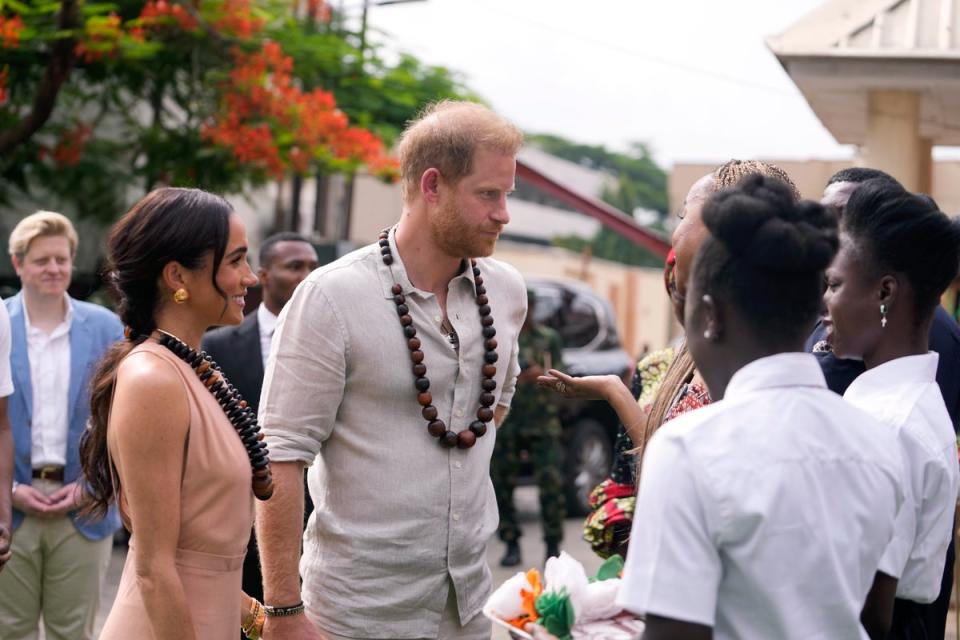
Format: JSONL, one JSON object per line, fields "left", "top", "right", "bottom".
{"left": 524, "top": 277, "right": 635, "bottom": 516}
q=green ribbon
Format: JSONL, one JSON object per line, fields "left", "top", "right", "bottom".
{"left": 535, "top": 589, "right": 575, "bottom": 640}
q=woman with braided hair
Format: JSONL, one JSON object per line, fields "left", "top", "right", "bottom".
{"left": 79, "top": 188, "right": 273, "bottom": 640}
{"left": 541, "top": 160, "right": 801, "bottom": 559}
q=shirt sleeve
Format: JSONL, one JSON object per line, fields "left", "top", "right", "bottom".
{"left": 258, "top": 281, "right": 347, "bottom": 465}
{"left": 496, "top": 286, "right": 527, "bottom": 410}
{"left": 0, "top": 301, "right": 13, "bottom": 397}
{"left": 616, "top": 432, "right": 721, "bottom": 626}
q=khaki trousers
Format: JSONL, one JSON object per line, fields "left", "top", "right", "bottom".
{"left": 317, "top": 579, "right": 492, "bottom": 640}
{"left": 0, "top": 479, "right": 113, "bottom": 640}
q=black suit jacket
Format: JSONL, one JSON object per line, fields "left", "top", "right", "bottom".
{"left": 201, "top": 311, "right": 264, "bottom": 414}
{"left": 806, "top": 304, "right": 960, "bottom": 431}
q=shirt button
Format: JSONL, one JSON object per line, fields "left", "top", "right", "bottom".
{"left": 455, "top": 409, "right": 463, "bottom": 417}
{"left": 452, "top": 513, "right": 461, "bottom": 521}
{"left": 435, "top": 315, "right": 442, "bottom": 322}
{"left": 454, "top": 461, "right": 462, "bottom": 469}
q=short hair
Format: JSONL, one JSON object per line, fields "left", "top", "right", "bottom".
{"left": 9, "top": 210, "right": 79, "bottom": 258}
{"left": 396, "top": 100, "right": 524, "bottom": 202}
{"left": 713, "top": 160, "right": 801, "bottom": 201}
{"left": 692, "top": 175, "right": 839, "bottom": 344}
{"left": 843, "top": 178, "right": 960, "bottom": 322}
{"left": 259, "top": 231, "right": 312, "bottom": 268}
{"left": 826, "top": 167, "right": 901, "bottom": 188}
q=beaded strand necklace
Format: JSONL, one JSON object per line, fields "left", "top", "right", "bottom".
{"left": 157, "top": 330, "right": 274, "bottom": 500}
{"left": 379, "top": 228, "right": 498, "bottom": 449}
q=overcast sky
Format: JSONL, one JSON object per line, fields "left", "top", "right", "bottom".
{"left": 358, "top": 0, "right": 960, "bottom": 168}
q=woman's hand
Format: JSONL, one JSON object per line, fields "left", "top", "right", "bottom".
{"left": 537, "top": 369, "right": 623, "bottom": 402}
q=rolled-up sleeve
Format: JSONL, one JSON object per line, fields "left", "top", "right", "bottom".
{"left": 259, "top": 281, "right": 347, "bottom": 465}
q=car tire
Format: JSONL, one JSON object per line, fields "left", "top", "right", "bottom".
{"left": 563, "top": 418, "right": 612, "bottom": 517}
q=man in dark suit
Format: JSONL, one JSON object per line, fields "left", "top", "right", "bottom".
{"left": 202, "top": 231, "right": 319, "bottom": 613}
{"left": 808, "top": 168, "right": 960, "bottom": 640}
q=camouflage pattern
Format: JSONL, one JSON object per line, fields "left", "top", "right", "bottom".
{"left": 491, "top": 324, "right": 566, "bottom": 544}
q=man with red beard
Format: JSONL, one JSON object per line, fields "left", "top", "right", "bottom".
{"left": 256, "top": 101, "right": 527, "bottom": 640}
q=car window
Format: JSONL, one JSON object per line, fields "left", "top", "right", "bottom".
{"left": 561, "top": 292, "right": 601, "bottom": 348}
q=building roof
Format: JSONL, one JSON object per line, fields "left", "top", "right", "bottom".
{"left": 767, "top": 0, "right": 960, "bottom": 145}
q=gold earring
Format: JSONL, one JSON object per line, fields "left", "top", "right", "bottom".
{"left": 173, "top": 288, "right": 190, "bottom": 304}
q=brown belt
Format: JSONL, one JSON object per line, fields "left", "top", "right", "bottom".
{"left": 32, "top": 466, "right": 65, "bottom": 482}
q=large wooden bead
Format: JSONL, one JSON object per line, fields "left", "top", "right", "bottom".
{"left": 404, "top": 326, "right": 417, "bottom": 339}
{"left": 427, "top": 420, "right": 447, "bottom": 437}
{"left": 422, "top": 405, "right": 438, "bottom": 421}
{"left": 478, "top": 304, "right": 491, "bottom": 317}
{"left": 469, "top": 420, "right": 487, "bottom": 437}
{"left": 482, "top": 326, "right": 496, "bottom": 338}
{"left": 413, "top": 363, "right": 427, "bottom": 377}
{"left": 477, "top": 294, "right": 489, "bottom": 306}
{"left": 396, "top": 304, "right": 409, "bottom": 316}
{"left": 475, "top": 276, "right": 484, "bottom": 286}
{"left": 410, "top": 350, "right": 424, "bottom": 363}
{"left": 457, "top": 430, "right": 477, "bottom": 449}
{"left": 484, "top": 351, "right": 498, "bottom": 364}
{"left": 408, "top": 337, "right": 421, "bottom": 351}
{"left": 440, "top": 431, "right": 459, "bottom": 448}
{"left": 418, "top": 392, "right": 432, "bottom": 406}
{"left": 400, "top": 315, "right": 413, "bottom": 326}
{"left": 392, "top": 284, "right": 402, "bottom": 295}
{"left": 196, "top": 361, "right": 211, "bottom": 374}
{"left": 415, "top": 377, "right": 430, "bottom": 391}
{"left": 482, "top": 364, "right": 497, "bottom": 378}
{"left": 481, "top": 316, "right": 494, "bottom": 327}
{"left": 476, "top": 285, "right": 486, "bottom": 295}
{"left": 481, "top": 378, "right": 497, "bottom": 392}
{"left": 484, "top": 338, "right": 497, "bottom": 351}
{"left": 253, "top": 476, "right": 274, "bottom": 500}
{"left": 253, "top": 467, "right": 271, "bottom": 478}
{"left": 393, "top": 294, "right": 405, "bottom": 305}
{"left": 383, "top": 256, "right": 394, "bottom": 265}
{"left": 479, "top": 393, "right": 495, "bottom": 407}
{"left": 477, "top": 407, "right": 494, "bottom": 422}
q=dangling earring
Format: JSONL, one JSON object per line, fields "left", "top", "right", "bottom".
{"left": 174, "top": 288, "right": 190, "bottom": 304}
{"left": 880, "top": 303, "right": 888, "bottom": 329}
{"left": 703, "top": 328, "right": 712, "bottom": 340}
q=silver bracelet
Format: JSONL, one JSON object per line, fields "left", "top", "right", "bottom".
{"left": 263, "top": 602, "right": 305, "bottom": 617}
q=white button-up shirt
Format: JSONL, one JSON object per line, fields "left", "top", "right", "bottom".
{"left": 24, "top": 297, "right": 72, "bottom": 467}
{"left": 618, "top": 353, "right": 904, "bottom": 639}
{"left": 256, "top": 303, "right": 278, "bottom": 371}
{"left": 844, "top": 352, "right": 959, "bottom": 603}
{"left": 260, "top": 228, "right": 527, "bottom": 638}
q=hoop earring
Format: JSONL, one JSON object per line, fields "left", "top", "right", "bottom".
{"left": 880, "top": 303, "right": 888, "bottom": 329}
{"left": 174, "top": 288, "right": 190, "bottom": 305}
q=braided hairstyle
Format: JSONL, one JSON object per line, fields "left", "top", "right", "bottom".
{"left": 691, "top": 174, "right": 839, "bottom": 345}
{"left": 714, "top": 159, "right": 800, "bottom": 201}
{"left": 80, "top": 187, "right": 232, "bottom": 517}
{"left": 843, "top": 179, "right": 960, "bottom": 323}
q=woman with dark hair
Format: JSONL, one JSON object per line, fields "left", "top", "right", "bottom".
{"left": 604, "top": 176, "right": 903, "bottom": 640}
{"left": 80, "top": 188, "right": 273, "bottom": 640}
{"left": 542, "top": 160, "right": 799, "bottom": 559}
{"left": 824, "top": 179, "right": 960, "bottom": 640}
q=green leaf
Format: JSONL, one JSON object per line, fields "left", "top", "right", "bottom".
{"left": 592, "top": 554, "right": 625, "bottom": 582}
{"left": 535, "top": 590, "right": 575, "bottom": 640}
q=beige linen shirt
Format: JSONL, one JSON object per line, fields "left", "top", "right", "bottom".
{"left": 259, "top": 227, "right": 527, "bottom": 639}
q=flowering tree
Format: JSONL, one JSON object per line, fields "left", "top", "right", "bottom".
{"left": 0, "top": 0, "right": 472, "bottom": 219}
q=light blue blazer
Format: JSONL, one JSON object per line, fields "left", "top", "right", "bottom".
{"left": 6, "top": 293, "right": 123, "bottom": 540}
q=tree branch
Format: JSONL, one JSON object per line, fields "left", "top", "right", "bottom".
{"left": 0, "top": 0, "right": 81, "bottom": 156}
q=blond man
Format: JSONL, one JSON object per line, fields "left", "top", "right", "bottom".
{"left": 256, "top": 101, "right": 527, "bottom": 639}
{"left": 0, "top": 211, "right": 122, "bottom": 640}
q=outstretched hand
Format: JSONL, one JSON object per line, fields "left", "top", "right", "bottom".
{"left": 536, "top": 369, "right": 621, "bottom": 401}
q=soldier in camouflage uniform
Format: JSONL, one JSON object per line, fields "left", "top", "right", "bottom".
{"left": 491, "top": 290, "right": 566, "bottom": 567}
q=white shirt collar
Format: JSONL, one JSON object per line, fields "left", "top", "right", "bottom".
{"left": 23, "top": 293, "right": 73, "bottom": 339}
{"left": 724, "top": 352, "right": 827, "bottom": 400}
{"left": 846, "top": 353, "right": 938, "bottom": 398}
{"left": 257, "top": 303, "right": 278, "bottom": 339}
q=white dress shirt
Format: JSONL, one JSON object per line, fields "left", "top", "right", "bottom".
{"left": 0, "top": 301, "right": 13, "bottom": 397}
{"left": 256, "top": 303, "right": 278, "bottom": 371}
{"left": 24, "top": 297, "right": 73, "bottom": 467}
{"left": 844, "top": 353, "right": 959, "bottom": 603}
{"left": 260, "top": 227, "right": 527, "bottom": 638}
{"left": 618, "top": 353, "right": 904, "bottom": 640}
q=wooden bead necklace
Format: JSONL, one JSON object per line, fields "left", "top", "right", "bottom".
{"left": 157, "top": 330, "right": 274, "bottom": 500}
{"left": 379, "top": 228, "right": 497, "bottom": 449}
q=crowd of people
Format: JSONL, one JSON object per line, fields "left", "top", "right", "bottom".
{"left": 0, "top": 98, "right": 956, "bottom": 640}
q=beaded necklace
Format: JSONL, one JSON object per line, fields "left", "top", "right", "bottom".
{"left": 157, "top": 330, "right": 274, "bottom": 500}
{"left": 379, "top": 228, "right": 497, "bottom": 449}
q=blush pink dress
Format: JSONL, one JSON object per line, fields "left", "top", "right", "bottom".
{"left": 99, "top": 341, "right": 254, "bottom": 640}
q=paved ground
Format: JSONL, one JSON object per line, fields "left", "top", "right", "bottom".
{"left": 87, "top": 486, "right": 960, "bottom": 639}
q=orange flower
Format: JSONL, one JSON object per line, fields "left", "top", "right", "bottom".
{"left": 0, "top": 16, "right": 24, "bottom": 49}
{"left": 506, "top": 569, "right": 543, "bottom": 629}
